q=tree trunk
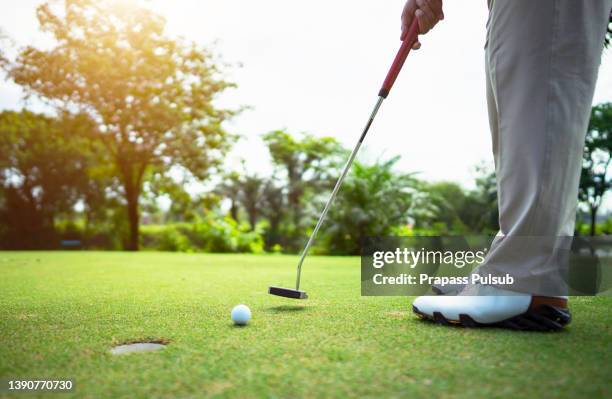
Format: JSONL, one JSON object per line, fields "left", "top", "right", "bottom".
{"left": 126, "top": 191, "right": 140, "bottom": 250}
{"left": 116, "top": 146, "right": 148, "bottom": 251}
{"left": 230, "top": 200, "right": 238, "bottom": 221}
{"left": 121, "top": 163, "right": 142, "bottom": 251}
{"left": 248, "top": 211, "right": 257, "bottom": 231}
{"left": 590, "top": 205, "right": 598, "bottom": 236}
{"left": 289, "top": 190, "right": 302, "bottom": 232}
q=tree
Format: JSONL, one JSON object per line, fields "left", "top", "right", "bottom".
{"left": 260, "top": 179, "right": 286, "bottom": 250}
{"left": 322, "top": 156, "right": 421, "bottom": 255}
{"left": 425, "top": 181, "right": 470, "bottom": 233}
{"left": 3, "top": 0, "right": 234, "bottom": 249}
{"left": 215, "top": 172, "right": 241, "bottom": 222}
{"left": 145, "top": 171, "right": 211, "bottom": 223}
{"left": 0, "top": 110, "right": 96, "bottom": 248}
{"left": 579, "top": 103, "right": 612, "bottom": 236}
{"left": 464, "top": 164, "right": 499, "bottom": 234}
{"left": 238, "top": 174, "right": 265, "bottom": 231}
{"left": 417, "top": 164, "right": 499, "bottom": 235}
{"left": 262, "top": 130, "right": 343, "bottom": 246}
{"left": 215, "top": 170, "right": 282, "bottom": 247}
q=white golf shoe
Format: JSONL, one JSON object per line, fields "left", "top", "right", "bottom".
{"left": 412, "top": 285, "right": 571, "bottom": 331}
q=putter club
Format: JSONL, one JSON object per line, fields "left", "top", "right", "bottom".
{"left": 269, "top": 20, "right": 420, "bottom": 300}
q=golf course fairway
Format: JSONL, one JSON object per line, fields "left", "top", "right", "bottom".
{"left": 0, "top": 252, "right": 610, "bottom": 398}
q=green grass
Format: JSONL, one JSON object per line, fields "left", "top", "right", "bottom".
{"left": 0, "top": 252, "right": 610, "bottom": 399}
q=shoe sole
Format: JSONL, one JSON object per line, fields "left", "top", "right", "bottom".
{"left": 412, "top": 304, "right": 571, "bottom": 332}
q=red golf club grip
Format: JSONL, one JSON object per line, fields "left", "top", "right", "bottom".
{"left": 378, "top": 19, "right": 419, "bottom": 98}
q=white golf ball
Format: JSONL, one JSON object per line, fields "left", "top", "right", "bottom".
{"left": 231, "top": 304, "right": 252, "bottom": 325}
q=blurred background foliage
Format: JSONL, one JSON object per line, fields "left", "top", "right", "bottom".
{"left": 0, "top": 1, "right": 610, "bottom": 253}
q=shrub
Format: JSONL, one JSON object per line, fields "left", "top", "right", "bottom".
{"left": 192, "top": 215, "right": 264, "bottom": 253}
{"left": 139, "top": 217, "right": 264, "bottom": 253}
{"left": 140, "top": 225, "right": 193, "bottom": 252}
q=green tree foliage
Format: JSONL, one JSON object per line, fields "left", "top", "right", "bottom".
{"left": 424, "top": 181, "right": 471, "bottom": 234}
{"left": 139, "top": 217, "right": 263, "bottom": 253}
{"left": 3, "top": 0, "right": 234, "bottom": 250}
{"left": 145, "top": 170, "right": 214, "bottom": 223}
{"left": 579, "top": 103, "right": 612, "bottom": 236}
{"left": 466, "top": 164, "right": 499, "bottom": 233}
{"left": 238, "top": 173, "right": 265, "bottom": 231}
{"left": 260, "top": 179, "right": 286, "bottom": 251}
{"left": 215, "top": 167, "right": 266, "bottom": 231}
{"left": 0, "top": 110, "right": 97, "bottom": 248}
{"left": 262, "top": 129, "right": 344, "bottom": 247}
{"left": 422, "top": 165, "right": 499, "bottom": 234}
{"left": 214, "top": 166, "right": 269, "bottom": 232}
{"left": 215, "top": 172, "right": 242, "bottom": 222}
{"left": 321, "top": 156, "right": 421, "bottom": 255}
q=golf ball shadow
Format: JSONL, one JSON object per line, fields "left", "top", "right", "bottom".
{"left": 266, "top": 305, "right": 308, "bottom": 313}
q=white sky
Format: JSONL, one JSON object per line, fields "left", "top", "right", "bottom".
{"left": 1, "top": 0, "right": 611, "bottom": 189}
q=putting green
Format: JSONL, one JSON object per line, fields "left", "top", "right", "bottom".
{"left": 0, "top": 252, "right": 610, "bottom": 398}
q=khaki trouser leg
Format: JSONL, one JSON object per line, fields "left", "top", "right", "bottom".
{"left": 475, "top": 0, "right": 612, "bottom": 295}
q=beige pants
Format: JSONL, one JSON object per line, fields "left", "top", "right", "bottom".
{"left": 475, "top": 0, "right": 612, "bottom": 295}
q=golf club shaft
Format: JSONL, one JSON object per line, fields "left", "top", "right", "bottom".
{"left": 295, "top": 96, "right": 384, "bottom": 290}
{"left": 294, "top": 19, "right": 419, "bottom": 290}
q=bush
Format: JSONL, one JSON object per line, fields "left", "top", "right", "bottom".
{"left": 139, "top": 217, "right": 264, "bottom": 253}
{"left": 192, "top": 215, "right": 264, "bottom": 253}
{"left": 55, "top": 219, "right": 124, "bottom": 250}
{"left": 140, "top": 225, "right": 193, "bottom": 252}
{"left": 575, "top": 218, "right": 612, "bottom": 236}
{"left": 32, "top": 215, "right": 267, "bottom": 253}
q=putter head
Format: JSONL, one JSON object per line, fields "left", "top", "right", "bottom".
{"left": 268, "top": 286, "right": 308, "bottom": 300}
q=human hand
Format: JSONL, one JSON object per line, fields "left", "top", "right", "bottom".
{"left": 401, "top": 0, "right": 444, "bottom": 49}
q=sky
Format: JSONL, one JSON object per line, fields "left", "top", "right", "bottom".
{"left": 1, "top": 0, "right": 611, "bottom": 189}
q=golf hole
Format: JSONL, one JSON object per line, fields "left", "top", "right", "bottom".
{"left": 110, "top": 339, "right": 168, "bottom": 355}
